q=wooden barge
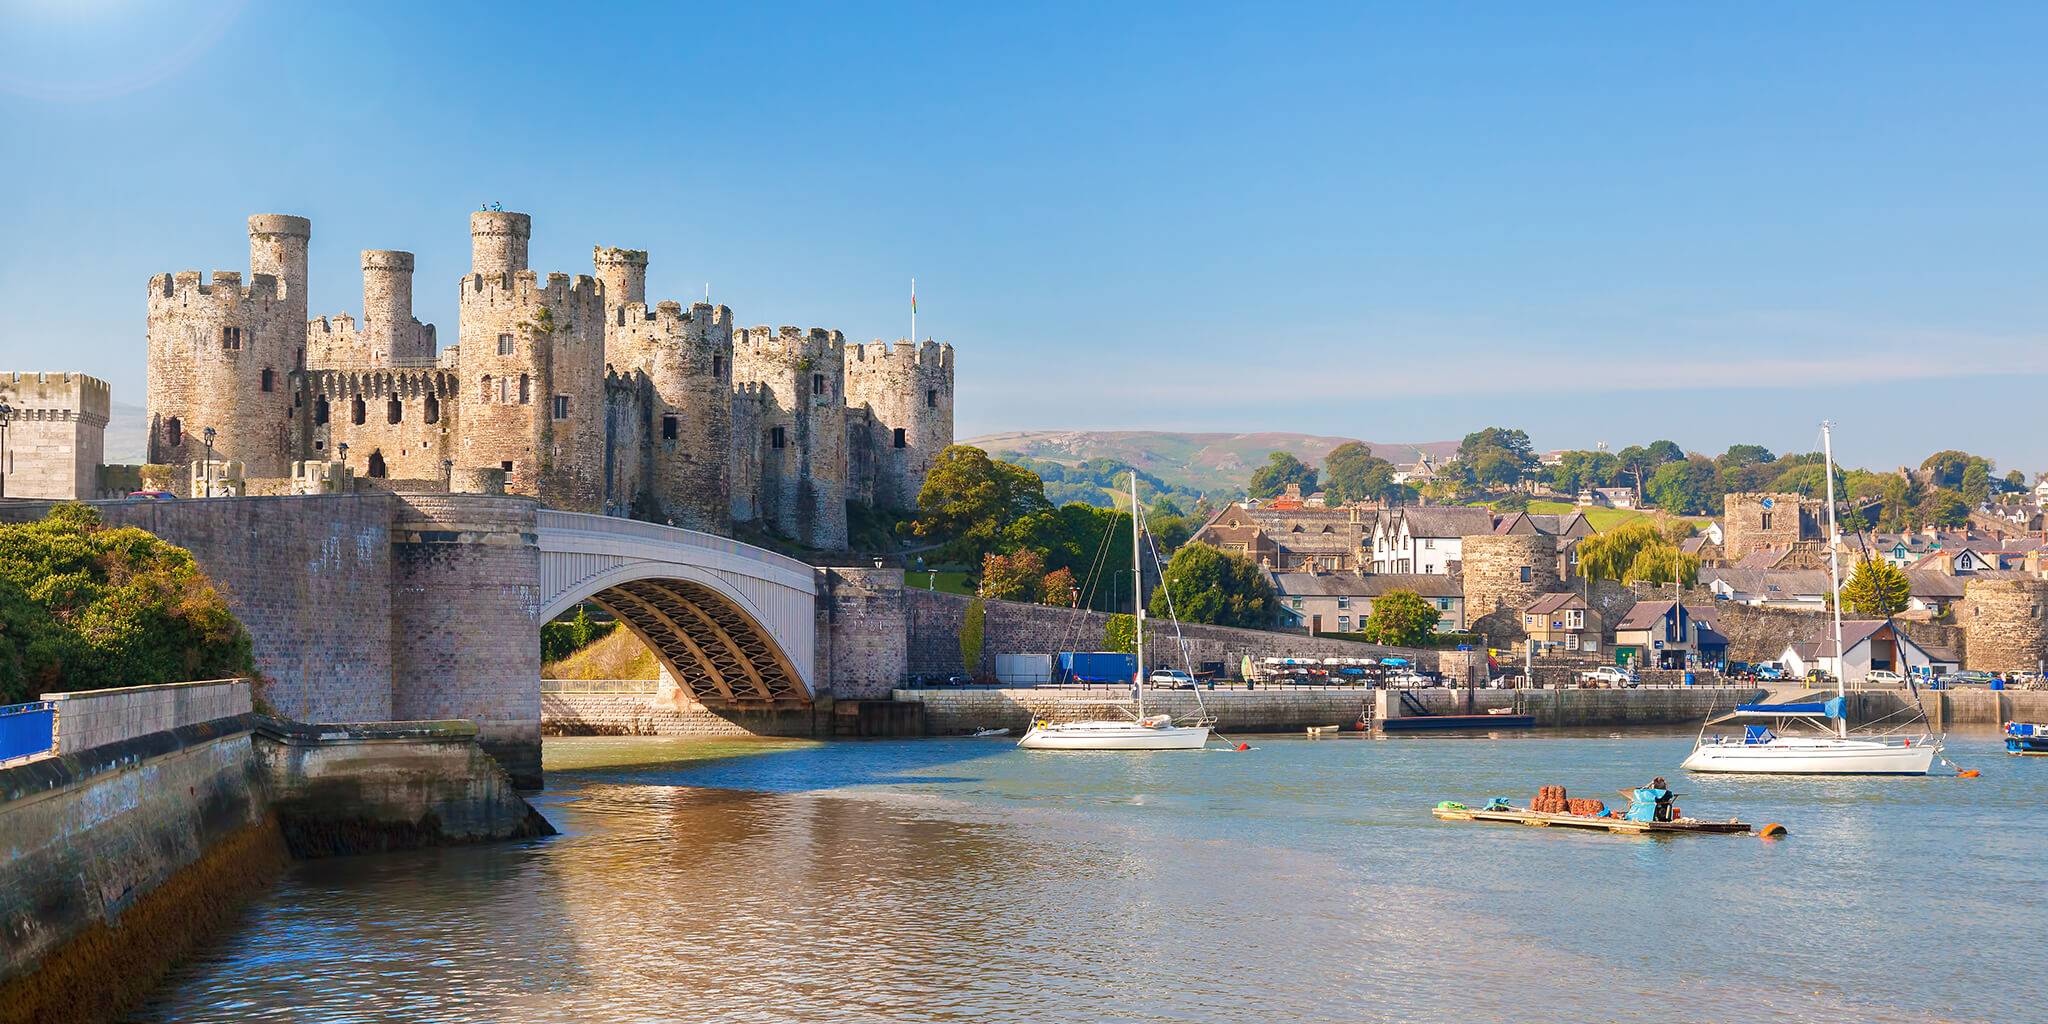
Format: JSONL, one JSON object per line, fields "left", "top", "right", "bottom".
{"left": 1432, "top": 804, "right": 1763, "bottom": 835}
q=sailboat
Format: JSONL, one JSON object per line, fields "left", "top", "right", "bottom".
{"left": 1680, "top": 421, "right": 1939, "bottom": 775}
{"left": 1017, "top": 475, "right": 1212, "bottom": 751}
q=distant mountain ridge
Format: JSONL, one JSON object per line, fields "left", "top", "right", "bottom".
{"left": 962, "top": 430, "right": 1461, "bottom": 498}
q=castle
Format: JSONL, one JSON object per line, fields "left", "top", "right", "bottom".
{"left": 145, "top": 212, "right": 954, "bottom": 547}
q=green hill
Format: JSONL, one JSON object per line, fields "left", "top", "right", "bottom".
{"left": 962, "top": 430, "right": 1460, "bottom": 500}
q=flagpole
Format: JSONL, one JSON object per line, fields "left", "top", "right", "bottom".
{"left": 911, "top": 277, "right": 917, "bottom": 342}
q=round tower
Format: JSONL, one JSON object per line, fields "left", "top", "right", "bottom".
{"left": 1461, "top": 534, "right": 1562, "bottom": 640}
{"left": 1962, "top": 578, "right": 2048, "bottom": 673}
{"left": 361, "top": 250, "right": 416, "bottom": 362}
{"left": 613, "top": 301, "right": 734, "bottom": 531}
{"left": 592, "top": 247, "right": 647, "bottom": 312}
{"left": 470, "top": 211, "right": 531, "bottom": 276}
{"left": 144, "top": 215, "right": 307, "bottom": 488}
{"left": 247, "top": 214, "right": 310, "bottom": 317}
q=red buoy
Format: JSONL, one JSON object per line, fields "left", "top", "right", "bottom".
{"left": 1235, "top": 742, "right": 1250, "bottom": 751}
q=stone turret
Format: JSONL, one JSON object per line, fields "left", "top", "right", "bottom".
{"left": 470, "top": 211, "right": 531, "bottom": 277}
{"left": 1462, "top": 533, "right": 1563, "bottom": 641}
{"left": 843, "top": 338, "right": 954, "bottom": 511}
{"left": 607, "top": 294, "right": 735, "bottom": 532}
{"left": 732, "top": 325, "right": 847, "bottom": 548}
{"left": 145, "top": 215, "right": 307, "bottom": 484}
{"left": 1961, "top": 578, "right": 2048, "bottom": 673}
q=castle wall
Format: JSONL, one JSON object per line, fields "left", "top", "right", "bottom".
{"left": 602, "top": 373, "right": 652, "bottom": 517}
{"left": 293, "top": 369, "right": 458, "bottom": 484}
{"left": 1461, "top": 534, "right": 1563, "bottom": 641}
{"left": 1958, "top": 579, "right": 2048, "bottom": 673}
{"left": 454, "top": 269, "right": 607, "bottom": 513}
{"left": 1723, "top": 492, "right": 1810, "bottom": 561}
{"left": 606, "top": 300, "right": 734, "bottom": 531}
{"left": 146, "top": 216, "right": 308, "bottom": 485}
{"left": 0, "top": 372, "right": 109, "bottom": 500}
{"left": 842, "top": 340, "right": 954, "bottom": 511}
{"left": 732, "top": 326, "right": 847, "bottom": 548}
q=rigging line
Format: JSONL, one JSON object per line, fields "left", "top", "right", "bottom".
{"left": 1058, "top": 506, "right": 1122, "bottom": 655}
{"left": 1141, "top": 509, "right": 1212, "bottom": 720}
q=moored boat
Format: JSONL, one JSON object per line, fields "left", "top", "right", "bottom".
{"left": 2008, "top": 722, "right": 2048, "bottom": 756}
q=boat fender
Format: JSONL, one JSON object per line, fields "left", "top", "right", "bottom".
{"left": 1958, "top": 769, "right": 1980, "bottom": 778}
{"left": 1758, "top": 823, "right": 1788, "bottom": 838}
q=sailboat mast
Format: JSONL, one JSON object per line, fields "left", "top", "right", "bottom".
{"left": 1823, "top": 420, "right": 1846, "bottom": 738}
{"left": 1132, "top": 471, "right": 1145, "bottom": 718}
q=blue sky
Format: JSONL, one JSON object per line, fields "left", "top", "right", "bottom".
{"left": 2, "top": 1, "right": 2044, "bottom": 473}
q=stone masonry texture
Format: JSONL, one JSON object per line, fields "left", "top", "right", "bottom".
{"left": 146, "top": 210, "right": 955, "bottom": 550}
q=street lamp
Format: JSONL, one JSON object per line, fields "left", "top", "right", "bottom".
{"left": 1112, "top": 569, "right": 1131, "bottom": 613}
{"left": 336, "top": 442, "right": 349, "bottom": 473}
{"left": 443, "top": 459, "right": 454, "bottom": 490}
{"left": 201, "top": 427, "right": 217, "bottom": 497}
{"left": 0, "top": 401, "right": 11, "bottom": 498}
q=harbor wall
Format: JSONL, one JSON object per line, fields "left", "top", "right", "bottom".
{"left": 0, "top": 680, "right": 555, "bottom": 1024}
{"left": 903, "top": 589, "right": 1437, "bottom": 678}
{"left": 541, "top": 682, "right": 922, "bottom": 738}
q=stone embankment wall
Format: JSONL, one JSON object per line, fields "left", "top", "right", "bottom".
{"left": 541, "top": 682, "right": 921, "bottom": 738}
{"left": 897, "top": 687, "right": 1381, "bottom": 734}
{"left": 903, "top": 590, "right": 1438, "bottom": 678}
{"left": 0, "top": 680, "right": 554, "bottom": 1024}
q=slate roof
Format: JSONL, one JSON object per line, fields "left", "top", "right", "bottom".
{"left": 1398, "top": 506, "right": 1497, "bottom": 538}
{"left": 1356, "top": 573, "right": 1466, "bottom": 598}
{"left": 1525, "top": 593, "right": 1583, "bottom": 614}
{"left": 1615, "top": 600, "right": 1678, "bottom": 631}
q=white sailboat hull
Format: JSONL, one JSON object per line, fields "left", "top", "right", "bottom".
{"left": 1681, "top": 737, "right": 1935, "bottom": 775}
{"left": 1017, "top": 721, "right": 1211, "bottom": 750}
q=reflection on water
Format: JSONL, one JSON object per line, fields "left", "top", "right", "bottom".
{"left": 127, "top": 732, "right": 2035, "bottom": 1023}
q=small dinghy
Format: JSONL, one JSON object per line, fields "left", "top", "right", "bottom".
{"left": 969, "top": 727, "right": 1012, "bottom": 738}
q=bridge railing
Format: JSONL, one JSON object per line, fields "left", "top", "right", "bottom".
{"left": 536, "top": 511, "right": 815, "bottom": 579}
{"left": 0, "top": 701, "right": 56, "bottom": 764}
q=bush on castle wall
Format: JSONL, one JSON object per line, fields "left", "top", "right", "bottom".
{"left": 0, "top": 504, "right": 253, "bottom": 704}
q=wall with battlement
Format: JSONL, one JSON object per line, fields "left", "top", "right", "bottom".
{"left": 294, "top": 368, "right": 458, "bottom": 483}
{"left": 842, "top": 340, "right": 954, "bottom": 511}
{"left": 145, "top": 217, "right": 306, "bottom": 484}
{"left": 0, "top": 372, "right": 110, "bottom": 499}
{"left": 733, "top": 326, "right": 848, "bottom": 548}
{"left": 146, "top": 211, "right": 956, "bottom": 550}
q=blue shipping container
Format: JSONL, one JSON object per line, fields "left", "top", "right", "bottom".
{"left": 1057, "top": 652, "right": 1138, "bottom": 683}
{"left": 0, "top": 701, "right": 56, "bottom": 762}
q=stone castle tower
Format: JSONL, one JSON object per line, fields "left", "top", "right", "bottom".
{"left": 144, "top": 210, "right": 956, "bottom": 549}
{"left": 1722, "top": 492, "right": 1818, "bottom": 562}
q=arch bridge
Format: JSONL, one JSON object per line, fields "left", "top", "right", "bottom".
{"left": 535, "top": 511, "right": 816, "bottom": 708}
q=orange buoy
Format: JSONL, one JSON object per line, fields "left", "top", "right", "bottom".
{"left": 1235, "top": 742, "right": 1250, "bottom": 751}
{"left": 1958, "top": 769, "right": 1980, "bottom": 778}
{"left": 1758, "top": 823, "right": 1788, "bottom": 838}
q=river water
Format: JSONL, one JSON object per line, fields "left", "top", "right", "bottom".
{"left": 129, "top": 730, "right": 2037, "bottom": 1024}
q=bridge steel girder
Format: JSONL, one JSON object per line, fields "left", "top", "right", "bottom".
{"left": 590, "top": 586, "right": 739, "bottom": 705}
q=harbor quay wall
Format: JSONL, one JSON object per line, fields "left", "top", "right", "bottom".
{"left": 540, "top": 683, "right": 922, "bottom": 738}
{"left": 903, "top": 589, "right": 1438, "bottom": 678}
{"left": 0, "top": 680, "right": 554, "bottom": 1024}
{"left": 1840, "top": 688, "right": 2048, "bottom": 731}
{"left": 894, "top": 687, "right": 1381, "bottom": 734}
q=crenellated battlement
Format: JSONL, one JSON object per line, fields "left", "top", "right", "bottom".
{"left": 844, "top": 337, "right": 953, "bottom": 374}
{"left": 615, "top": 300, "right": 735, "bottom": 338}
{"left": 462, "top": 269, "right": 604, "bottom": 308}
{"left": 310, "top": 313, "right": 359, "bottom": 334}
{"left": 295, "top": 366, "right": 457, "bottom": 399}
{"left": 734, "top": 325, "right": 845, "bottom": 362}
{"left": 149, "top": 270, "right": 283, "bottom": 308}
{"left": 1, "top": 372, "right": 113, "bottom": 420}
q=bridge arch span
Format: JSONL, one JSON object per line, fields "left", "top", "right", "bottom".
{"left": 536, "top": 511, "right": 816, "bottom": 708}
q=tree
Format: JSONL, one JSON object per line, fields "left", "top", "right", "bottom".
{"left": 1456, "top": 428, "right": 1538, "bottom": 489}
{"left": 1877, "top": 475, "right": 1914, "bottom": 531}
{"left": 1576, "top": 520, "right": 1682, "bottom": 583}
{"left": 1625, "top": 545, "right": 1699, "bottom": 586}
{"left": 909, "top": 446, "right": 1052, "bottom": 562}
{"left": 979, "top": 548, "right": 1045, "bottom": 601}
{"left": 2006, "top": 470, "right": 2027, "bottom": 492}
{"left": 960, "top": 597, "right": 986, "bottom": 674}
{"left": 1719, "top": 444, "right": 1776, "bottom": 468}
{"left": 1146, "top": 543, "right": 1279, "bottom": 629}
{"left": 1248, "top": 452, "right": 1317, "bottom": 500}
{"left": 1920, "top": 450, "right": 1976, "bottom": 488}
{"left": 1961, "top": 462, "right": 1990, "bottom": 507}
{"left": 1104, "top": 613, "right": 1137, "bottom": 654}
{"left": 1322, "top": 442, "right": 1399, "bottom": 505}
{"left": 0, "top": 504, "right": 253, "bottom": 704}
{"left": 1840, "top": 556, "right": 1910, "bottom": 617}
{"left": 1929, "top": 488, "right": 1970, "bottom": 528}
{"left": 1361, "top": 590, "right": 1440, "bottom": 647}
{"left": 1645, "top": 457, "right": 1716, "bottom": 514}
{"left": 1038, "top": 567, "right": 1079, "bottom": 606}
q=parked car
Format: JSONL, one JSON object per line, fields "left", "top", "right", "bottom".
{"left": 1946, "top": 671, "right": 1998, "bottom": 688}
{"left": 1752, "top": 662, "right": 1787, "bottom": 681}
{"left": 943, "top": 673, "right": 975, "bottom": 687}
{"left": 127, "top": 490, "right": 177, "bottom": 500}
{"left": 1863, "top": 670, "right": 1905, "bottom": 687}
{"left": 1726, "top": 661, "right": 1751, "bottom": 678}
{"left": 1148, "top": 669, "right": 1196, "bottom": 689}
{"left": 1581, "top": 666, "right": 1636, "bottom": 687}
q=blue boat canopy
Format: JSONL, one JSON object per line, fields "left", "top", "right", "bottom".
{"left": 1733, "top": 696, "right": 1847, "bottom": 719}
